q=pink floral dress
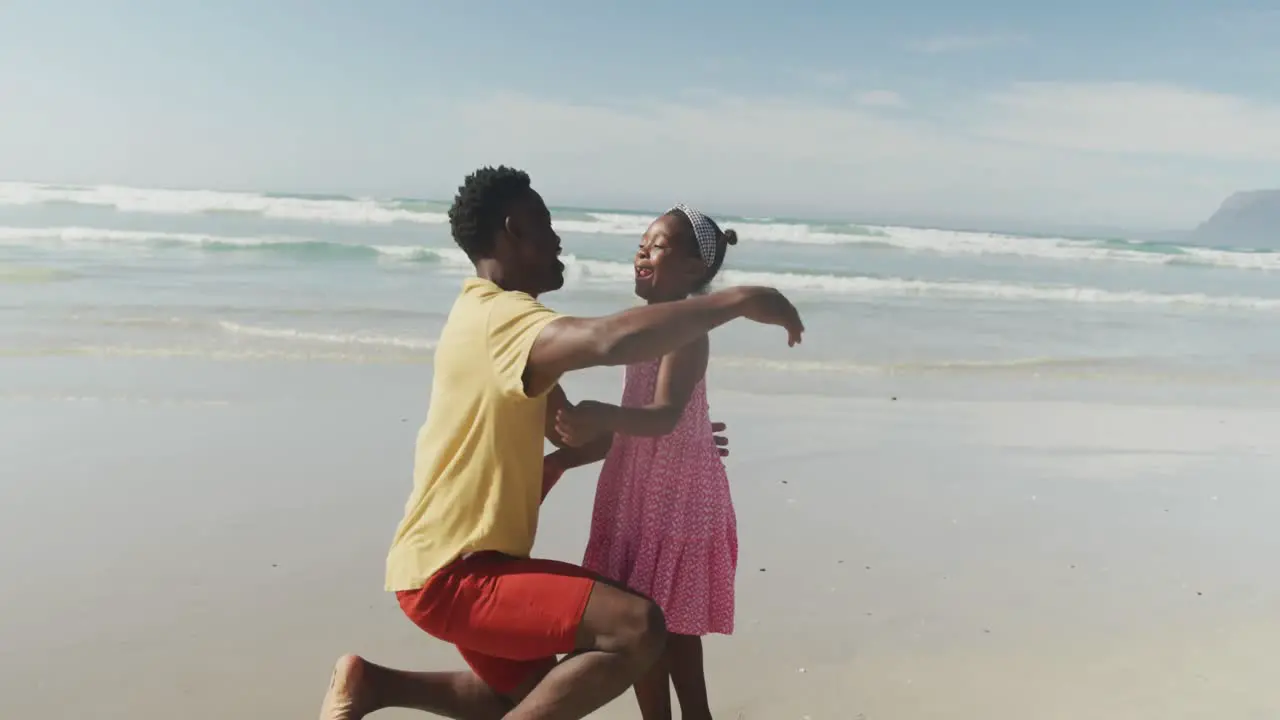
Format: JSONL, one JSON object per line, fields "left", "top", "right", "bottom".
{"left": 582, "top": 359, "right": 737, "bottom": 636}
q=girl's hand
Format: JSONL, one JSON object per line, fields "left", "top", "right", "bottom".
{"left": 712, "top": 421, "right": 729, "bottom": 457}
{"left": 737, "top": 286, "right": 805, "bottom": 347}
{"left": 555, "top": 400, "right": 615, "bottom": 447}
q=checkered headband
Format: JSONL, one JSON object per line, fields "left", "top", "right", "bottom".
{"left": 668, "top": 203, "right": 719, "bottom": 267}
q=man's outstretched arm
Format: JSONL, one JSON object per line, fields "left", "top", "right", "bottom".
{"left": 523, "top": 285, "right": 802, "bottom": 397}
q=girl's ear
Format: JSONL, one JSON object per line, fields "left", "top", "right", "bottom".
{"left": 683, "top": 255, "right": 707, "bottom": 285}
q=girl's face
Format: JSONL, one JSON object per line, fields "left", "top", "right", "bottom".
{"left": 634, "top": 214, "right": 706, "bottom": 302}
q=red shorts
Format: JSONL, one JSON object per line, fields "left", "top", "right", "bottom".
{"left": 396, "top": 552, "right": 597, "bottom": 695}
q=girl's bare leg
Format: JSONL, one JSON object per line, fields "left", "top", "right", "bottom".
{"left": 668, "top": 634, "right": 713, "bottom": 720}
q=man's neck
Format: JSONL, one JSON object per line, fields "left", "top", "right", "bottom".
{"left": 474, "top": 259, "right": 538, "bottom": 297}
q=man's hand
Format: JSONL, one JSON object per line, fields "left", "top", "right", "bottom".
{"left": 737, "top": 287, "right": 805, "bottom": 347}
{"left": 712, "top": 420, "right": 729, "bottom": 457}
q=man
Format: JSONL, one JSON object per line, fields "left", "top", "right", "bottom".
{"left": 319, "top": 166, "right": 804, "bottom": 720}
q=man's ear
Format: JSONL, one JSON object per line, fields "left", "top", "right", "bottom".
{"left": 503, "top": 213, "right": 519, "bottom": 242}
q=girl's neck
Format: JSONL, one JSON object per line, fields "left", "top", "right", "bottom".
{"left": 645, "top": 292, "right": 691, "bottom": 306}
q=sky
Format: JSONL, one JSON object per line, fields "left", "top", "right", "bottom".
{"left": 2, "top": 0, "right": 1278, "bottom": 231}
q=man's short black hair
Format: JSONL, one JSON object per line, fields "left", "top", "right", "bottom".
{"left": 448, "top": 166, "right": 533, "bottom": 259}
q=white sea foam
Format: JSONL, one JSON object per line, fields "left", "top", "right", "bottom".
{"left": 561, "top": 212, "right": 879, "bottom": 246}
{"left": 371, "top": 244, "right": 471, "bottom": 264}
{"left": 0, "top": 182, "right": 446, "bottom": 225}
{"left": 4, "top": 182, "right": 1278, "bottom": 271}
{"left": 0, "top": 225, "right": 295, "bottom": 248}
{"left": 710, "top": 354, "right": 1125, "bottom": 376}
{"left": 5, "top": 221, "right": 1277, "bottom": 312}
{"left": 217, "top": 321, "right": 438, "bottom": 350}
{"left": 0, "top": 225, "right": 466, "bottom": 262}
{"left": 561, "top": 212, "right": 1280, "bottom": 272}
{"left": 727, "top": 269, "right": 1280, "bottom": 310}
{"left": 0, "top": 318, "right": 438, "bottom": 363}
{"left": 561, "top": 259, "right": 1280, "bottom": 311}
{"left": 0, "top": 345, "right": 431, "bottom": 364}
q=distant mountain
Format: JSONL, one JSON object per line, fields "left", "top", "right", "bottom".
{"left": 1191, "top": 190, "right": 1280, "bottom": 249}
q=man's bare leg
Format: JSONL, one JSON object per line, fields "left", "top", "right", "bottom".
{"left": 318, "top": 654, "right": 510, "bottom": 720}
{"left": 505, "top": 581, "right": 667, "bottom": 719}
{"left": 632, "top": 649, "right": 673, "bottom": 720}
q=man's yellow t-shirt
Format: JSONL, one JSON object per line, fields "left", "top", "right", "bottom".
{"left": 385, "top": 277, "right": 563, "bottom": 592}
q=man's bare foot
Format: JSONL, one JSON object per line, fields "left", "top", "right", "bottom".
{"left": 319, "top": 654, "right": 372, "bottom": 720}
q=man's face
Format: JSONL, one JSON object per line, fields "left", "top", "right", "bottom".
{"left": 504, "top": 190, "right": 565, "bottom": 296}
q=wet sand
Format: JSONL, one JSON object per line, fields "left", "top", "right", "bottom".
{"left": 2, "top": 358, "right": 1279, "bottom": 719}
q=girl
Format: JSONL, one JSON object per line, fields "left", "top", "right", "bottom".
{"left": 553, "top": 204, "right": 739, "bottom": 720}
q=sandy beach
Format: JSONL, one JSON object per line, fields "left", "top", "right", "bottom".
{"left": 4, "top": 357, "right": 1279, "bottom": 719}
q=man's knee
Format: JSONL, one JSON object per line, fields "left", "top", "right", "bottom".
{"left": 621, "top": 596, "right": 667, "bottom": 665}
{"left": 584, "top": 585, "right": 667, "bottom": 663}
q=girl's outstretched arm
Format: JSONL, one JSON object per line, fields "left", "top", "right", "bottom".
{"left": 544, "top": 418, "right": 731, "bottom": 500}
{"left": 555, "top": 335, "right": 709, "bottom": 443}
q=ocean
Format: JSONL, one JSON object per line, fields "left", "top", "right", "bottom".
{"left": 6, "top": 181, "right": 1280, "bottom": 719}
{"left": 4, "top": 180, "right": 1280, "bottom": 403}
